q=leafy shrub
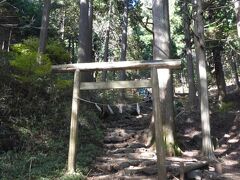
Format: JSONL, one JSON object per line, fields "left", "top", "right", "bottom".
{"left": 55, "top": 79, "right": 73, "bottom": 89}
{"left": 10, "top": 37, "right": 71, "bottom": 83}
{"left": 11, "top": 37, "right": 70, "bottom": 64}
{"left": 46, "top": 40, "right": 70, "bottom": 64}
{"left": 10, "top": 51, "right": 51, "bottom": 82}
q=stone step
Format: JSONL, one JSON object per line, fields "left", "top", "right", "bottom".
{"left": 103, "top": 136, "right": 131, "bottom": 143}
{"left": 87, "top": 174, "right": 156, "bottom": 180}
{"left": 96, "top": 157, "right": 142, "bottom": 166}
{"left": 106, "top": 147, "right": 135, "bottom": 154}
{"left": 122, "top": 166, "right": 154, "bottom": 176}
{"left": 103, "top": 142, "right": 129, "bottom": 149}
{"left": 93, "top": 162, "right": 134, "bottom": 173}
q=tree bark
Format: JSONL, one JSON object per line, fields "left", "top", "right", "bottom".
{"left": 7, "top": 28, "right": 12, "bottom": 52}
{"left": 212, "top": 46, "right": 226, "bottom": 101}
{"left": 37, "top": 0, "right": 51, "bottom": 64}
{"left": 234, "top": 0, "right": 240, "bottom": 37}
{"left": 152, "top": 0, "right": 175, "bottom": 156}
{"left": 120, "top": 0, "right": 128, "bottom": 81}
{"left": 67, "top": 0, "right": 92, "bottom": 173}
{"left": 72, "top": 37, "right": 75, "bottom": 63}
{"left": 182, "top": 0, "right": 197, "bottom": 108}
{"left": 88, "top": 0, "right": 93, "bottom": 64}
{"left": 231, "top": 52, "right": 240, "bottom": 89}
{"left": 59, "top": 6, "right": 65, "bottom": 40}
{"left": 78, "top": 0, "right": 93, "bottom": 82}
{"left": 152, "top": 67, "right": 167, "bottom": 180}
{"left": 102, "top": 0, "right": 112, "bottom": 81}
{"left": 193, "top": 0, "right": 215, "bottom": 160}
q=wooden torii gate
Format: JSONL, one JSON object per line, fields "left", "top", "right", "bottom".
{"left": 52, "top": 59, "right": 181, "bottom": 179}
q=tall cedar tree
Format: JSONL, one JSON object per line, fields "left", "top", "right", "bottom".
{"left": 194, "top": 0, "right": 216, "bottom": 160}
{"left": 102, "top": 0, "right": 113, "bottom": 81}
{"left": 152, "top": 0, "right": 175, "bottom": 156}
{"left": 79, "top": 0, "right": 93, "bottom": 82}
{"left": 120, "top": 0, "right": 128, "bottom": 81}
{"left": 67, "top": 0, "right": 93, "bottom": 173}
{"left": 182, "top": 0, "right": 197, "bottom": 108}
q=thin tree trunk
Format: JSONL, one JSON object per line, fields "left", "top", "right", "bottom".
{"left": 119, "top": 0, "right": 128, "bottom": 99}
{"left": 68, "top": 38, "right": 71, "bottom": 52}
{"left": 72, "top": 37, "right": 75, "bottom": 63}
{"left": 194, "top": 0, "right": 215, "bottom": 160}
{"left": 7, "top": 28, "right": 12, "bottom": 52}
{"left": 234, "top": 0, "right": 240, "bottom": 37}
{"left": 183, "top": 0, "right": 197, "bottom": 108}
{"left": 60, "top": 7, "right": 65, "bottom": 40}
{"left": 0, "top": 28, "right": 4, "bottom": 51}
{"left": 212, "top": 46, "right": 226, "bottom": 101}
{"left": 37, "top": 0, "right": 51, "bottom": 64}
{"left": 102, "top": 0, "right": 112, "bottom": 81}
{"left": 1, "top": 41, "right": 4, "bottom": 50}
{"left": 152, "top": 0, "right": 175, "bottom": 156}
{"left": 231, "top": 52, "right": 240, "bottom": 89}
{"left": 88, "top": 0, "right": 93, "bottom": 64}
{"left": 120, "top": 0, "right": 128, "bottom": 81}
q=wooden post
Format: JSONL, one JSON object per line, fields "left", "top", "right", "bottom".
{"left": 67, "top": 69, "right": 81, "bottom": 173}
{"left": 152, "top": 67, "right": 166, "bottom": 180}
{"left": 180, "top": 162, "right": 184, "bottom": 180}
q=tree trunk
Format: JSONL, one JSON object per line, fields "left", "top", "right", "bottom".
{"left": 152, "top": 67, "right": 167, "bottom": 180}
{"left": 212, "top": 46, "right": 226, "bottom": 101}
{"left": 234, "top": 0, "right": 240, "bottom": 37}
{"left": 194, "top": 0, "right": 215, "bottom": 160}
{"left": 67, "top": 0, "right": 93, "bottom": 173}
{"left": 119, "top": 0, "right": 128, "bottom": 99}
{"left": 79, "top": 0, "right": 93, "bottom": 82}
{"left": 0, "top": 27, "right": 4, "bottom": 51}
{"left": 152, "top": 0, "right": 175, "bottom": 156}
{"left": 102, "top": 0, "right": 112, "bottom": 81}
{"left": 60, "top": 6, "right": 65, "bottom": 40}
{"left": 88, "top": 0, "right": 93, "bottom": 64}
{"left": 37, "top": 0, "right": 51, "bottom": 64}
{"left": 7, "top": 28, "right": 12, "bottom": 52}
{"left": 231, "top": 52, "right": 240, "bottom": 89}
{"left": 72, "top": 37, "right": 75, "bottom": 63}
{"left": 120, "top": 0, "right": 128, "bottom": 81}
{"left": 182, "top": 0, "right": 197, "bottom": 108}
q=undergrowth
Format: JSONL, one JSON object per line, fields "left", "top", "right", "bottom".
{"left": 0, "top": 63, "right": 104, "bottom": 179}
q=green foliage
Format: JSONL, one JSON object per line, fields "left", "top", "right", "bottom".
{"left": 7, "top": 0, "right": 42, "bottom": 37}
{"left": 218, "top": 102, "right": 234, "bottom": 112}
{"left": 55, "top": 79, "right": 73, "bottom": 89}
{"left": 46, "top": 41, "right": 70, "bottom": 65}
{"left": 11, "top": 37, "right": 70, "bottom": 64}
{"left": 10, "top": 51, "right": 51, "bottom": 82}
{"left": 0, "top": 67, "right": 104, "bottom": 179}
{"left": 10, "top": 37, "right": 71, "bottom": 83}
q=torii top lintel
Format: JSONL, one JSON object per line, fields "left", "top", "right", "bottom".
{"left": 52, "top": 59, "right": 181, "bottom": 72}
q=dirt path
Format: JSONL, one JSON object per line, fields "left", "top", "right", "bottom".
{"left": 87, "top": 99, "right": 240, "bottom": 179}
{"left": 87, "top": 110, "right": 158, "bottom": 179}
{"left": 214, "top": 112, "right": 240, "bottom": 180}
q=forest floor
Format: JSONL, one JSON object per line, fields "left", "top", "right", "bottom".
{"left": 87, "top": 88, "right": 240, "bottom": 180}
